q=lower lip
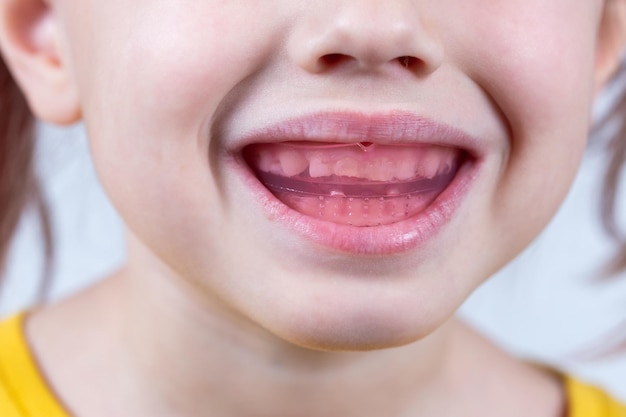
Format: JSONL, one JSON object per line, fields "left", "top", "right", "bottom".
{"left": 229, "top": 154, "right": 478, "bottom": 256}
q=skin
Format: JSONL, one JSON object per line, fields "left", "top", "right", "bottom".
{"left": 1, "top": 0, "right": 626, "bottom": 416}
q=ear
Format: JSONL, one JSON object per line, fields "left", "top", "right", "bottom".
{"left": 596, "top": 0, "right": 626, "bottom": 91}
{"left": 0, "top": 0, "right": 80, "bottom": 124}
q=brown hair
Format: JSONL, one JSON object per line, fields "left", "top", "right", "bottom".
{"left": 0, "top": 54, "right": 53, "bottom": 301}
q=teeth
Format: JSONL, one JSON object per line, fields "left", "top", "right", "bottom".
{"left": 258, "top": 154, "right": 283, "bottom": 175}
{"left": 309, "top": 153, "right": 334, "bottom": 177}
{"left": 361, "top": 161, "right": 374, "bottom": 181}
{"left": 438, "top": 159, "right": 453, "bottom": 175}
{"left": 279, "top": 150, "right": 309, "bottom": 176}
{"left": 334, "top": 158, "right": 359, "bottom": 177}
{"left": 257, "top": 153, "right": 273, "bottom": 173}
{"left": 246, "top": 142, "right": 461, "bottom": 227}
{"left": 369, "top": 160, "right": 392, "bottom": 182}
{"left": 417, "top": 148, "right": 445, "bottom": 179}
{"left": 395, "top": 158, "right": 417, "bottom": 180}
{"left": 253, "top": 143, "right": 457, "bottom": 182}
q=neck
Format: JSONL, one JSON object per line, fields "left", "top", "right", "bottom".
{"left": 110, "top": 243, "right": 459, "bottom": 417}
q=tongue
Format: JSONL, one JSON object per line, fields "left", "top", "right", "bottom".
{"left": 244, "top": 142, "right": 460, "bottom": 226}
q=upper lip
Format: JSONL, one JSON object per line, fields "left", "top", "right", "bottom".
{"left": 230, "top": 110, "right": 486, "bottom": 159}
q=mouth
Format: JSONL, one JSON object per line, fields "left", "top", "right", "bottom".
{"left": 231, "top": 112, "right": 483, "bottom": 254}
{"left": 243, "top": 141, "right": 464, "bottom": 227}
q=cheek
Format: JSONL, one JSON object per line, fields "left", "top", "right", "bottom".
{"left": 473, "top": 2, "right": 598, "bottom": 134}
{"left": 62, "top": 3, "right": 284, "bottom": 277}
{"left": 83, "top": 2, "right": 284, "bottom": 134}
{"left": 449, "top": 0, "right": 600, "bottom": 251}
{"left": 455, "top": 0, "right": 599, "bottom": 145}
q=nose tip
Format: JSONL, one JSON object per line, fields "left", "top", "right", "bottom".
{"left": 288, "top": 5, "right": 444, "bottom": 76}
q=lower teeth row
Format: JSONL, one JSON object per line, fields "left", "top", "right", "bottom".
{"left": 276, "top": 191, "right": 436, "bottom": 226}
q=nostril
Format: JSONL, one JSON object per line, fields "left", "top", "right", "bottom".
{"left": 315, "top": 54, "right": 429, "bottom": 73}
{"left": 398, "top": 56, "right": 418, "bottom": 69}
{"left": 320, "top": 53, "right": 352, "bottom": 67}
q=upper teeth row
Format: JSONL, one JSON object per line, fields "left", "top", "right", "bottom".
{"left": 255, "top": 147, "right": 455, "bottom": 182}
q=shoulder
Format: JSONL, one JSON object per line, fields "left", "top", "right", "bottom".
{"left": 0, "top": 314, "right": 30, "bottom": 417}
{"left": 0, "top": 383, "right": 24, "bottom": 417}
{"left": 565, "top": 376, "right": 626, "bottom": 417}
{"left": 0, "top": 313, "right": 70, "bottom": 417}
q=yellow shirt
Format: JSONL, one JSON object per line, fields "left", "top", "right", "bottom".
{"left": 1, "top": 313, "right": 625, "bottom": 417}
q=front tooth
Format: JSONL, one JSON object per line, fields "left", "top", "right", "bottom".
{"left": 369, "top": 159, "right": 395, "bottom": 181}
{"left": 309, "top": 153, "right": 334, "bottom": 177}
{"left": 362, "top": 161, "right": 377, "bottom": 181}
{"left": 279, "top": 150, "right": 309, "bottom": 177}
{"left": 395, "top": 158, "right": 416, "bottom": 180}
{"left": 334, "top": 158, "right": 359, "bottom": 177}
{"left": 384, "top": 159, "right": 397, "bottom": 181}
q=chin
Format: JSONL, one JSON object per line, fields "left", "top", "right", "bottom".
{"left": 279, "top": 320, "right": 439, "bottom": 352}
{"left": 256, "top": 294, "right": 451, "bottom": 352}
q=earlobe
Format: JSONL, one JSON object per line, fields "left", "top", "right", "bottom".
{"left": 596, "top": 0, "right": 626, "bottom": 91}
{"left": 0, "top": 0, "right": 81, "bottom": 124}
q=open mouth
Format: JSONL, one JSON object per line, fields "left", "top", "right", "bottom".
{"left": 230, "top": 112, "right": 483, "bottom": 254}
{"left": 243, "top": 141, "right": 466, "bottom": 227}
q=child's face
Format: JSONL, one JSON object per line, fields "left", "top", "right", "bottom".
{"left": 55, "top": 0, "right": 605, "bottom": 349}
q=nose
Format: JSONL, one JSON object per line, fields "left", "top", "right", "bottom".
{"left": 287, "top": 1, "right": 444, "bottom": 76}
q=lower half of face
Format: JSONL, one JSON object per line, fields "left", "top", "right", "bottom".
{"left": 63, "top": 0, "right": 602, "bottom": 350}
